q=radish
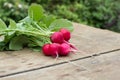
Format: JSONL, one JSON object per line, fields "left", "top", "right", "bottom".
{"left": 60, "top": 28, "right": 71, "bottom": 41}
{"left": 59, "top": 42, "right": 77, "bottom": 56}
{"left": 59, "top": 43, "right": 71, "bottom": 56}
{"left": 50, "top": 30, "right": 77, "bottom": 50}
{"left": 42, "top": 43, "right": 76, "bottom": 57}
{"left": 49, "top": 43, "right": 60, "bottom": 57}
{"left": 50, "top": 32, "right": 64, "bottom": 44}
{"left": 42, "top": 44, "right": 51, "bottom": 56}
{"left": 43, "top": 28, "right": 77, "bottom": 58}
{"left": 42, "top": 43, "right": 60, "bottom": 57}
{"left": 59, "top": 28, "right": 77, "bottom": 50}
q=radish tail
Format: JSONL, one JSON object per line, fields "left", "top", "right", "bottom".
{"left": 55, "top": 52, "right": 59, "bottom": 59}
{"left": 64, "top": 40, "right": 77, "bottom": 50}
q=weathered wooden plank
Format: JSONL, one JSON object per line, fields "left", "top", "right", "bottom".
{"left": 1, "top": 50, "right": 120, "bottom": 80}
{"left": 71, "top": 23, "right": 120, "bottom": 53}
{"left": 0, "top": 23, "right": 120, "bottom": 77}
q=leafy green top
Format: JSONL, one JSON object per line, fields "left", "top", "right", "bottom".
{"left": 0, "top": 4, "right": 73, "bottom": 51}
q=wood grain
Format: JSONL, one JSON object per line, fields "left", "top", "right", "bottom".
{"left": 0, "top": 23, "right": 120, "bottom": 77}
{"left": 1, "top": 50, "right": 120, "bottom": 80}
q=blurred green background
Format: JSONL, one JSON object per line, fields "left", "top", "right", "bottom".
{"left": 0, "top": 0, "right": 120, "bottom": 32}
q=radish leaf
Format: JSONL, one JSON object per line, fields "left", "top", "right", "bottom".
{"left": 0, "top": 4, "right": 74, "bottom": 51}
{"left": 9, "top": 35, "right": 29, "bottom": 50}
{"left": 9, "top": 19, "right": 17, "bottom": 29}
{"left": 49, "top": 19, "right": 73, "bottom": 32}
{"left": 0, "top": 19, "right": 7, "bottom": 31}
{"left": 28, "top": 4, "right": 44, "bottom": 21}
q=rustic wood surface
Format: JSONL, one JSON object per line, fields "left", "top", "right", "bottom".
{"left": 0, "top": 23, "right": 120, "bottom": 80}
{"left": 1, "top": 50, "right": 120, "bottom": 80}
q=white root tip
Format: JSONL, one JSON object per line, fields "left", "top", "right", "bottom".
{"left": 54, "top": 53, "right": 59, "bottom": 62}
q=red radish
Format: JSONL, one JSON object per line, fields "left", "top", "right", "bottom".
{"left": 42, "top": 43, "right": 77, "bottom": 57}
{"left": 42, "top": 44, "right": 51, "bottom": 56}
{"left": 50, "top": 32, "right": 64, "bottom": 44}
{"left": 43, "top": 29, "right": 77, "bottom": 58}
{"left": 49, "top": 43, "right": 60, "bottom": 57}
{"left": 59, "top": 28, "right": 77, "bottom": 50}
{"left": 59, "top": 43, "right": 71, "bottom": 56}
{"left": 60, "top": 28, "right": 71, "bottom": 41}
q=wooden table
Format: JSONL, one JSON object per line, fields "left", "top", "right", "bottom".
{"left": 0, "top": 23, "right": 120, "bottom": 80}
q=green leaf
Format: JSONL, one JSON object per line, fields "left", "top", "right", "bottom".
{"left": 0, "top": 42, "right": 5, "bottom": 51}
{"left": 0, "top": 19, "right": 7, "bottom": 31}
{"left": 0, "top": 4, "right": 75, "bottom": 51}
{"left": 9, "top": 35, "right": 29, "bottom": 50}
{"left": 7, "top": 19, "right": 17, "bottom": 38}
{"left": 28, "top": 4, "right": 44, "bottom": 21}
{"left": 9, "top": 19, "right": 17, "bottom": 29}
{"left": 49, "top": 19, "right": 74, "bottom": 32}
{"left": 20, "top": 16, "right": 32, "bottom": 23}
{"left": 42, "top": 15, "right": 56, "bottom": 27}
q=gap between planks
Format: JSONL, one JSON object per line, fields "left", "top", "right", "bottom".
{"left": 0, "top": 48, "right": 120, "bottom": 78}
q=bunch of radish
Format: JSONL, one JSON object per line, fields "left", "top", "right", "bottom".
{"left": 42, "top": 28, "right": 77, "bottom": 58}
